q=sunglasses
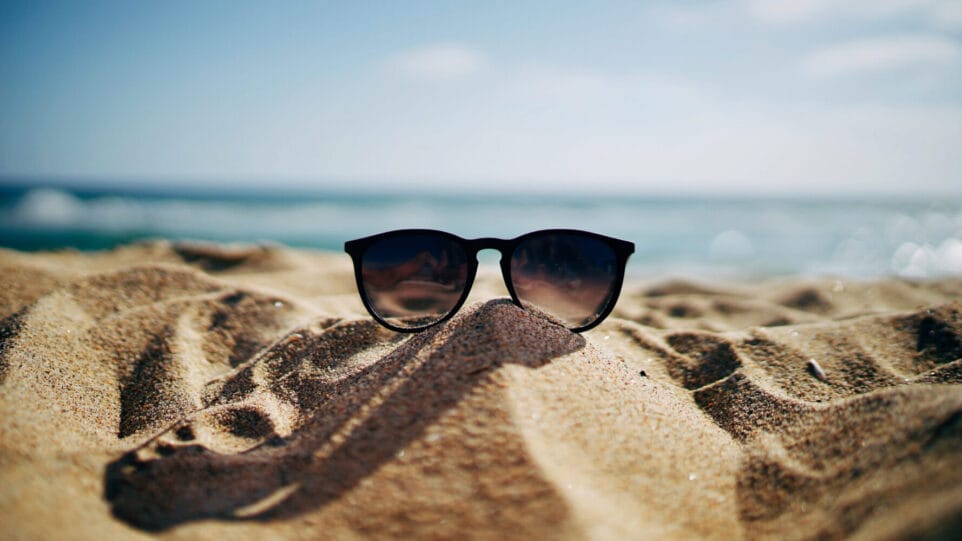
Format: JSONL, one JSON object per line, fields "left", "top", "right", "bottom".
{"left": 345, "top": 229, "right": 635, "bottom": 333}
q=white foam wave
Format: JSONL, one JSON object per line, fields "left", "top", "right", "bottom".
{"left": 892, "top": 238, "right": 962, "bottom": 277}
{"left": 4, "top": 188, "right": 962, "bottom": 278}
{"left": 5, "top": 188, "right": 404, "bottom": 240}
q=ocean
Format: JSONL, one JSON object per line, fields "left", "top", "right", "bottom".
{"left": 1, "top": 183, "right": 960, "bottom": 279}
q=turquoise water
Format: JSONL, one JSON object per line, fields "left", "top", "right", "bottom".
{"left": 1, "top": 183, "right": 961, "bottom": 279}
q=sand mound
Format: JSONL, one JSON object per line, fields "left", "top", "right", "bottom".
{"left": 1, "top": 242, "right": 961, "bottom": 539}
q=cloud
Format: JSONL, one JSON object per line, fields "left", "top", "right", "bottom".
{"left": 384, "top": 43, "right": 487, "bottom": 80}
{"left": 930, "top": 1, "right": 962, "bottom": 29}
{"left": 744, "top": 0, "right": 833, "bottom": 24}
{"left": 744, "top": 0, "right": 962, "bottom": 28}
{"left": 801, "top": 35, "right": 962, "bottom": 78}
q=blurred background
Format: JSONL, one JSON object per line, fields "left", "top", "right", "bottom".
{"left": 2, "top": 1, "right": 960, "bottom": 278}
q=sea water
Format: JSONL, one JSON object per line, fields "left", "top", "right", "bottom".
{"left": 1, "top": 183, "right": 960, "bottom": 279}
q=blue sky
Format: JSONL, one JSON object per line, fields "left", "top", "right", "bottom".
{"left": 1, "top": 1, "right": 960, "bottom": 195}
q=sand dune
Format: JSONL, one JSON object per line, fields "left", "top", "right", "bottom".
{"left": 1, "top": 241, "right": 960, "bottom": 539}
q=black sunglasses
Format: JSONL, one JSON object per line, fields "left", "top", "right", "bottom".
{"left": 345, "top": 229, "right": 635, "bottom": 333}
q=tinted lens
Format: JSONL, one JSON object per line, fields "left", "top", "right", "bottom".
{"left": 360, "top": 233, "right": 469, "bottom": 330}
{"left": 510, "top": 233, "right": 620, "bottom": 329}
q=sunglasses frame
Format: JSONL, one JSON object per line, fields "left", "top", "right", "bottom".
{"left": 345, "top": 229, "right": 635, "bottom": 333}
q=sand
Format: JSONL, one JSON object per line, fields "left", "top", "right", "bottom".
{"left": 1, "top": 240, "right": 961, "bottom": 540}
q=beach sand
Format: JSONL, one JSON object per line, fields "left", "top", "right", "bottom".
{"left": 1, "top": 241, "right": 961, "bottom": 540}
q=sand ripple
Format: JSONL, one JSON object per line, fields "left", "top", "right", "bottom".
{"left": 0, "top": 242, "right": 960, "bottom": 539}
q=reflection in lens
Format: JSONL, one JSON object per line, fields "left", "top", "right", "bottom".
{"left": 510, "top": 233, "right": 618, "bottom": 328}
{"left": 361, "top": 233, "right": 469, "bottom": 329}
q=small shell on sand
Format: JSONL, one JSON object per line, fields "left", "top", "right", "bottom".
{"left": 807, "top": 358, "right": 827, "bottom": 381}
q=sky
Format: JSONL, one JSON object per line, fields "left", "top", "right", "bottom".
{"left": 1, "top": 0, "right": 961, "bottom": 196}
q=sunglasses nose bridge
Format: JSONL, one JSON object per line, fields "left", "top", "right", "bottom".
{"left": 468, "top": 238, "right": 513, "bottom": 262}
{"left": 470, "top": 237, "right": 509, "bottom": 250}
{"left": 462, "top": 238, "right": 517, "bottom": 303}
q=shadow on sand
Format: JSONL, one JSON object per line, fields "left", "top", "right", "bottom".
{"left": 104, "top": 299, "right": 585, "bottom": 531}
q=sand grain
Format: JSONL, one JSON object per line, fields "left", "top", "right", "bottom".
{"left": 1, "top": 242, "right": 961, "bottom": 540}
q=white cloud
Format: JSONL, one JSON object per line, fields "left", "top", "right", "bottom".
{"left": 744, "top": 0, "right": 962, "bottom": 28}
{"left": 801, "top": 35, "right": 962, "bottom": 78}
{"left": 930, "top": 1, "right": 962, "bottom": 29}
{"left": 744, "top": 0, "right": 833, "bottom": 24}
{"left": 384, "top": 43, "right": 487, "bottom": 80}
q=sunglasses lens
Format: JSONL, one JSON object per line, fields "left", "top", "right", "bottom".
{"left": 510, "top": 233, "right": 620, "bottom": 329}
{"left": 360, "top": 233, "right": 469, "bottom": 330}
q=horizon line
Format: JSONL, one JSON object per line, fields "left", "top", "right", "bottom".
{"left": 1, "top": 174, "right": 960, "bottom": 203}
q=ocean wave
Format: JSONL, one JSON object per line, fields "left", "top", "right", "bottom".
{"left": 3, "top": 187, "right": 962, "bottom": 278}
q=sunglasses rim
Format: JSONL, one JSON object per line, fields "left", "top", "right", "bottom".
{"left": 344, "top": 228, "right": 635, "bottom": 333}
